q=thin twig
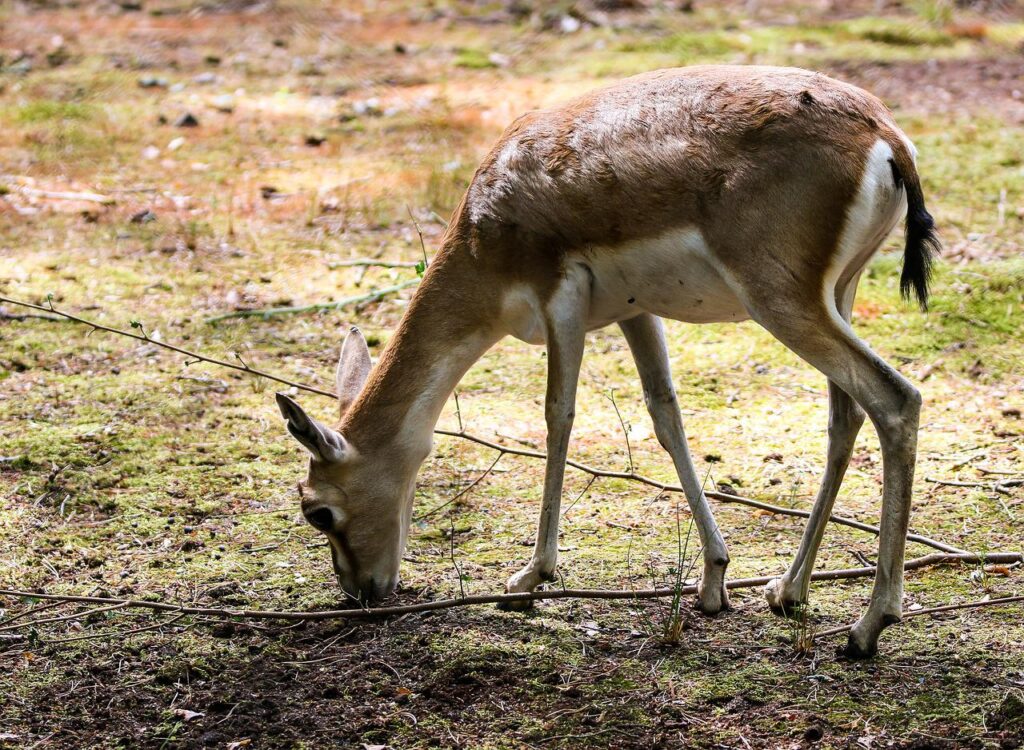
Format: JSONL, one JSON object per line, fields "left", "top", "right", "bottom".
{"left": 326, "top": 259, "right": 420, "bottom": 269}
{"left": 407, "top": 206, "right": 430, "bottom": 272}
{"left": 0, "top": 599, "right": 66, "bottom": 628}
{"left": 416, "top": 452, "right": 503, "bottom": 520}
{"left": 450, "top": 516, "right": 466, "bottom": 600}
{"left": 204, "top": 280, "right": 419, "bottom": 323}
{"left": 0, "top": 295, "right": 335, "bottom": 398}
{"left": 40, "top": 612, "right": 187, "bottom": 644}
{"left": 562, "top": 474, "right": 598, "bottom": 517}
{"left": 0, "top": 295, "right": 972, "bottom": 555}
{"left": 926, "top": 476, "right": 1023, "bottom": 492}
{"left": 605, "top": 389, "right": 633, "bottom": 474}
{"left": 0, "top": 307, "right": 68, "bottom": 323}
{"left": 0, "top": 602, "right": 128, "bottom": 632}
{"left": 435, "top": 429, "right": 966, "bottom": 554}
{"left": 1, "top": 553, "right": 1018, "bottom": 624}
{"left": 815, "top": 595, "right": 1024, "bottom": 639}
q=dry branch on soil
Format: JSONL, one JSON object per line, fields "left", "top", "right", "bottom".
{"left": 0, "top": 295, "right": 969, "bottom": 555}
{"left": 814, "top": 594, "right": 1024, "bottom": 638}
{"left": 1, "top": 553, "right": 1020, "bottom": 630}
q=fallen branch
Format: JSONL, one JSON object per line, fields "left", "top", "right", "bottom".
{"left": 0, "top": 294, "right": 968, "bottom": 555}
{"left": 814, "top": 594, "right": 1024, "bottom": 639}
{"left": 204, "top": 280, "right": 419, "bottom": 323}
{"left": 1, "top": 552, "right": 1018, "bottom": 625}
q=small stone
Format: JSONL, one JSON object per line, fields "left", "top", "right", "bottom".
{"left": 211, "top": 94, "right": 235, "bottom": 113}
{"left": 174, "top": 112, "right": 199, "bottom": 128}
{"left": 138, "top": 75, "right": 168, "bottom": 89}
{"left": 142, "top": 145, "right": 160, "bottom": 160}
{"left": 560, "top": 15, "right": 582, "bottom": 33}
{"left": 167, "top": 137, "right": 185, "bottom": 151}
{"left": 193, "top": 71, "right": 217, "bottom": 84}
{"left": 352, "top": 98, "right": 382, "bottom": 117}
{"left": 304, "top": 134, "right": 326, "bottom": 146}
{"left": 130, "top": 209, "right": 156, "bottom": 224}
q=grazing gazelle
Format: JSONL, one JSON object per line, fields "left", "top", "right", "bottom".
{"left": 276, "top": 65, "right": 939, "bottom": 657}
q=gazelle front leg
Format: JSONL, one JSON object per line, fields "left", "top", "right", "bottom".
{"left": 501, "top": 275, "right": 588, "bottom": 609}
{"left": 619, "top": 314, "right": 730, "bottom": 614}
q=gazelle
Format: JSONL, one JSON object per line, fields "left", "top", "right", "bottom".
{"left": 276, "top": 65, "right": 939, "bottom": 658}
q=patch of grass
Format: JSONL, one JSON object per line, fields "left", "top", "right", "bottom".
{"left": 11, "top": 100, "right": 97, "bottom": 124}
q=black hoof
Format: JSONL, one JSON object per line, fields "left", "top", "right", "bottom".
{"left": 841, "top": 637, "right": 878, "bottom": 660}
{"left": 768, "top": 600, "right": 807, "bottom": 619}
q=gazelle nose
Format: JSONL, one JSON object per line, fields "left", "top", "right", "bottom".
{"left": 304, "top": 507, "right": 335, "bottom": 532}
{"left": 359, "top": 575, "right": 399, "bottom": 603}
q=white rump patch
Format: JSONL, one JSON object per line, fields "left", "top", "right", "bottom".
{"left": 824, "top": 138, "right": 907, "bottom": 323}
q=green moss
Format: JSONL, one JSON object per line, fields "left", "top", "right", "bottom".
{"left": 454, "top": 48, "right": 498, "bottom": 69}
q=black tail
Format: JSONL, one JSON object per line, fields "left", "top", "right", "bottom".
{"left": 889, "top": 143, "right": 941, "bottom": 310}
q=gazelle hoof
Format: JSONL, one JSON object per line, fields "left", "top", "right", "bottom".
{"left": 841, "top": 634, "right": 878, "bottom": 660}
{"left": 696, "top": 582, "right": 730, "bottom": 615}
{"left": 500, "top": 565, "right": 552, "bottom": 612}
{"left": 764, "top": 578, "right": 805, "bottom": 618}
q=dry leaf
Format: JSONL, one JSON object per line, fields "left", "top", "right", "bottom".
{"left": 174, "top": 709, "right": 205, "bottom": 721}
{"left": 984, "top": 565, "right": 1011, "bottom": 576}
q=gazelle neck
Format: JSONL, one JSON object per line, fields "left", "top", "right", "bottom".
{"left": 340, "top": 238, "right": 503, "bottom": 463}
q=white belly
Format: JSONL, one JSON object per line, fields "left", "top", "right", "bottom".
{"left": 581, "top": 227, "right": 748, "bottom": 329}
{"left": 500, "top": 227, "right": 748, "bottom": 345}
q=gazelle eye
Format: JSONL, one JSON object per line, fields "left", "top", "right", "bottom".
{"left": 306, "top": 507, "right": 335, "bottom": 532}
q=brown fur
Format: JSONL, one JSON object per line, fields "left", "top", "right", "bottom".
{"left": 343, "top": 65, "right": 914, "bottom": 449}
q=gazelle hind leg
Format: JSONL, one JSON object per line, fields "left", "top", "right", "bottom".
{"left": 619, "top": 314, "right": 730, "bottom": 614}
{"left": 748, "top": 293, "right": 919, "bottom": 658}
{"left": 765, "top": 276, "right": 866, "bottom": 614}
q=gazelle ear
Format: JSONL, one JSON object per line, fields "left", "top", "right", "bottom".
{"left": 275, "top": 393, "right": 346, "bottom": 462}
{"left": 336, "top": 326, "right": 371, "bottom": 417}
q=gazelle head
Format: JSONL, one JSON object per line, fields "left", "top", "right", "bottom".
{"left": 275, "top": 327, "right": 412, "bottom": 603}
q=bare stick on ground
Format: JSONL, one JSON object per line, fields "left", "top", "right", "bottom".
{"left": 204, "top": 279, "right": 420, "bottom": 323}
{"left": 1, "top": 552, "right": 1019, "bottom": 626}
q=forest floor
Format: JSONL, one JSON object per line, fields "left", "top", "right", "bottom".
{"left": 1, "top": 1, "right": 1023, "bottom": 748}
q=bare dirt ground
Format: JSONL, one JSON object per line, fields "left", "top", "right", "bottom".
{"left": 1, "top": 1, "right": 1022, "bottom": 748}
